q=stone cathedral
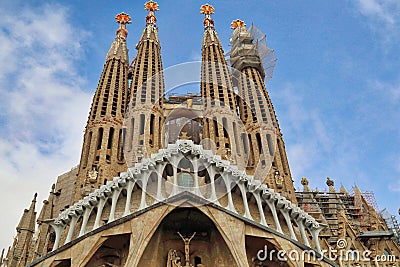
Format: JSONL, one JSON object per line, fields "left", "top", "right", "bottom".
{"left": 1, "top": 2, "right": 399, "bottom": 267}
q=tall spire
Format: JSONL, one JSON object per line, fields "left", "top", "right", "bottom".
{"left": 33, "top": 185, "right": 56, "bottom": 260}
{"left": 106, "top": 12, "right": 131, "bottom": 63}
{"left": 200, "top": 4, "right": 215, "bottom": 29}
{"left": 145, "top": 1, "right": 159, "bottom": 25}
{"left": 136, "top": 1, "right": 160, "bottom": 45}
{"left": 125, "top": 1, "right": 165, "bottom": 165}
{"left": 230, "top": 20, "right": 297, "bottom": 203}
{"left": 74, "top": 13, "right": 131, "bottom": 201}
{"left": 200, "top": 4, "right": 242, "bottom": 165}
{"left": 16, "top": 193, "right": 37, "bottom": 233}
{"left": 200, "top": 4, "right": 220, "bottom": 47}
{"left": 8, "top": 193, "right": 37, "bottom": 266}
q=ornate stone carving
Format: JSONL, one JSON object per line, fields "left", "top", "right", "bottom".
{"left": 274, "top": 170, "right": 283, "bottom": 189}
{"left": 167, "top": 249, "right": 182, "bottom": 267}
{"left": 88, "top": 167, "right": 98, "bottom": 184}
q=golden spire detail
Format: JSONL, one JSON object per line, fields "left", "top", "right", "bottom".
{"left": 231, "top": 19, "right": 246, "bottom": 29}
{"left": 200, "top": 4, "right": 215, "bottom": 29}
{"left": 115, "top": 12, "right": 132, "bottom": 40}
{"left": 145, "top": 1, "right": 159, "bottom": 25}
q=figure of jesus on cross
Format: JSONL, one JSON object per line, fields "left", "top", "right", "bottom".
{"left": 178, "top": 232, "right": 196, "bottom": 267}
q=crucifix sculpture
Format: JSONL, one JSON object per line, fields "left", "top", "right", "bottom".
{"left": 177, "top": 232, "right": 196, "bottom": 267}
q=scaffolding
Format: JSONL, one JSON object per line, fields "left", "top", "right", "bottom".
{"left": 295, "top": 190, "right": 373, "bottom": 235}
{"left": 362, "top": 191, "right": 379, "bottom": 211}
{"left": 248, "top": 24, "right": 277, "bottom": 82}
{"left": 229, "top": 23, "right": 276, "bottom": 83}
{"left": 381, "top": 210, "right": 400, "bottom": 245}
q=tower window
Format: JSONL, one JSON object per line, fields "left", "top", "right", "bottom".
{"left": 82, "top": 131, "right": 92, "bottom": 168}
{"left": 117, "top": 129, "right": 124, "bottom": 162}
{"left": 140, "top": 114, "right": 145, "bottom": 135}
{"left": 213, "top": 118, "right": 219, "bottom": 137}
{"left": 266, "top": 134, "right": 274, "bottom": 156}
{"left": 150, "top": 114, "right": 155, "bottom": 135}
{"left": 222, "top": 117, "right": 229, "bottom": 138}
{"left": 107, "top": 128, "right": 114, "bottom": 149}
{"left": 97, "top": 128, "right": 104, "bottom": 150}
{"left": 256, "top": 132, "right": 263, "bottom": 154}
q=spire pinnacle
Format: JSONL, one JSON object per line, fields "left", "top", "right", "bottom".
{"left": 116, "top": 12, "right": 132, "bottom": 24}
{"left": 145, "top": 1, "right": 159, "bottom": 25}
{"left": 115, "top": 12, "right": 132, "bottom": 40}
{"left": 231, "top": 19, "right": 246, "bottom": 29}
{"left": 200, "top": 4, "right": 215, "bottom": 29}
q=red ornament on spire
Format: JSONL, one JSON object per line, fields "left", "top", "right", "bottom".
{"left": 200, "top": 4, "right": 215, "bottom": 15}
{"left": 145, "top": 1, "right": 159, "bottom": 12}
{"left": 115, "top": 12, "right": 132, "bottom": 25}
{"left": 145, "top": 1, "right": 159, "bottom": 25}
{"left": 231, "top": 19, "right": 246, "bottom": 29}
{"left": 200, "top": 4, "right": 215, "bottom": 29}
{"left": 115, "top": 12, "right": 131, "bottom": 40}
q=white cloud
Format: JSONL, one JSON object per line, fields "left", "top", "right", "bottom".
{"left": 354, "top": 0, "right": 397, "bottom": 26}
{"left": 0, "top": 4, "right": 91, "bottom": 250}
{"left": 371, "top": 79, "right": 400, "bottom": 101}
{"left": 353, "top": 0, "right": 400, "bottom": 44}
{"left": 389, "top": 180, "right": 400, "bottom": 192}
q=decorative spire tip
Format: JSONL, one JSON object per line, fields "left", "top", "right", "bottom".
{"left": 145, "top": 1, "right": 159, "bottom": 12}
{"left": 115, "top": 12, "right": 132, "bottom": 25}
{"left": 200, "top": 4, "right": 215, "bottom": 15}
{"left": 200, "top": 4, "right": 215, "bottom": 29}
{"left": 145, "top": 1, "right": 159, "bottom": 25}
{"left": 231, "top": 19, "right": 246, "bottom": 29}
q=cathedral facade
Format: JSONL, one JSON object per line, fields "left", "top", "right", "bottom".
{"left": 1, "top": 2, "right": 399, "bottom": 267}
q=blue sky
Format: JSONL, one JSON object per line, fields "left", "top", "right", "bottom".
{"left": 0, "top": 0, "right": 399, "bottom": 250}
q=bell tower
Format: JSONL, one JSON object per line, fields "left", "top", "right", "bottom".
{"left": 200, "top": 4, "right": 243, "bottom": 167}
{"left": 124, "top": 1, "right": 165, "bottom": 166}
{"left": 73, "top": 13, "right": 131, "bottom": 201}
{"left": 230, "top": 20, "right": 297, "bottom": 203}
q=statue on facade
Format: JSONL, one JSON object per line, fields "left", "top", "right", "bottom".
{"left": 167, "top": 249, "right": 182, "bottom": 267}
{"left": 178, "top": 232, "right": 196, "bottom": 267}
{"left": 88, "top": 167, "right": 99, "bottom": 183}
{"left": 274, "top": 170, "right": 283, "bottom": 189}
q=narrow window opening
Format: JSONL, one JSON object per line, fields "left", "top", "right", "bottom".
{"left": 117, "top": 129, "right": 124, "bottom": 162}
{"left": 83, "top": 131, "right": 92, "bottom": 168}
{"left": 107, "top": 128, "right": 114, "bottom": 149}
{"left": 256, "top": 132, "right": 263, "bottom": 154}
{"left": 213, "top": 118, "right": 219, "bottom": 137}
{"left": 150, "top": 114, "right": 155, "bottom": 135}
{"left": 97, "top": 128, "right": 104, "bottom": 150}
{"left": 222, "top": 117, "right": 229, "bottom": 138}
{"left": 266, "top": 134, "right": 274, "bottom": 156}
{"left": 140, "top": 114, "right": 145, "bottom": 135}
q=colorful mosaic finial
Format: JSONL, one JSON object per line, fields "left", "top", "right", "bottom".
{"left": 200, "top": 4, "right": 215, "bottom": 15}
{"left": 231, "top": 19, "right": 246, "bottom": 29}
{"left": 115, "top": 12, "right": 131, "bottom": 40}
{"left": 200, "top": 4, "right": 215, "bottom": 29}
{"left": 145, "top": 1, "right": 159, "bottom": 25}
{"left": 145, "top": 1, "right": 159, "bottom": 12}
{"left": 115, "top": 12, "right": 132, "bottom": 25}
